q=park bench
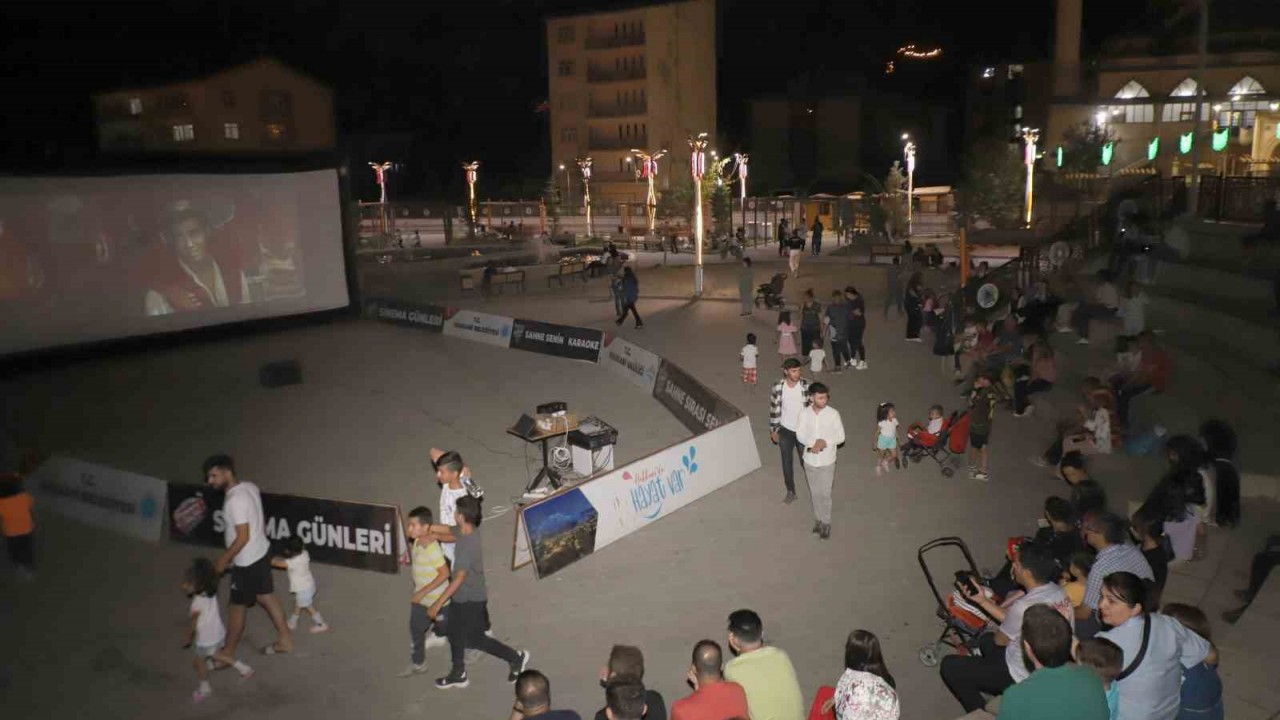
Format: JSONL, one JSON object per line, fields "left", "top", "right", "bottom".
{"left": 488, "top": 269, "right": 526, "bottom": 294}
{"left": 548, "top": 260, "right": 589, "bottom": 287}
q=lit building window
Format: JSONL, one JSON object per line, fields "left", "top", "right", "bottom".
{"left": 1162, "top": 78, "right": 1209, "bottom": 122}
{"left": 224, "top": 123, "right": 240, "bottom": 140}
{"left": 1228, "top": 76, "right": 1266, "bottom": 96}
{"left": 129, "top": 97, "right": 142, "bottom": 115}
{"left": 265, "top": 123, "right": 286, "bottom": 141}
{"left": 172, "top": 124, "right": 194, "bottom": 142}
{"left": 561, "top": 127, "right": 577, "bottom": 142}
{"left": 1109, "top": 80, "right": 1153, "bottom": 123}
{"left": 1007, "top": 64, "right": 1024, "bottom": 79}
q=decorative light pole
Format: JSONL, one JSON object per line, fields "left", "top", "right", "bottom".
{"left": 576, "top": 157, "right": 593, "bottom": 238}
{"left": 902, "top": 135, "right": 916, "bottom": 236}
{"left": 734, "top": 153, "right": 749, "bottom": 237}
{"left": 631, "top": 147, "right": 667, "bottom": 234}
{"left": 462, "top": 161, "right": 480, "bottom": 227}
{"left": 369, "top": 161, "right": 393, "bottom": 234}
{"left": 689, "top": 133, "right": 709, "bottom": 296}
{"left": 558, "top": 163, "right": 568, "bottom": 205}
{"left": 1022, "top": 128, "right": 1040, "bottom": 227}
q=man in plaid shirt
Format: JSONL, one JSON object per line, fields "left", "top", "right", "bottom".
{"left": 1077, "top": 511, "right": 1153, "bottom": 638}
{"left": 768, "top": 358, "right": 810, "bottom": 504}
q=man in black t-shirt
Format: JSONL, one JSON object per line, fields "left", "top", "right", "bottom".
{"left": 593, "top": 645, "right": 666, "bottom": 720}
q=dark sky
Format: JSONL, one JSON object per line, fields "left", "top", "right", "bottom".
{"left": 0, "top": 0, "right": 1153, "bottom": 196}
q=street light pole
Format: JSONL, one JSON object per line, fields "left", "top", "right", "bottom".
{"left": 734, "top": 153, "right": 749, "bottom": 239}
{"left": 631, "top": 147, "right": 668, "bottom": 235}
{"left": 576, "top": 157, "right": 593, "bottom": 239}
{"left": 1022, "top": 128, "right": 1040, "bottom": 227}
{"left": 689, "top": 133, "right": 709, "bottom": 296}
{"left": 462, "top": 161, "right": 480, "bottom": 228}
{"left": 902, "top": 135, "right": 916, "bottom": 237}
{"left": 369, "top": 161, "right": 393, "bottom": 234}
{"left": 558, "top": 163, "right": 568, "bottom": 207}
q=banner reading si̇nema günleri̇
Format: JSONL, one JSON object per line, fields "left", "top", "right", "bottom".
{"left": 168, "top": 484, "right": 403, "bottom": 574}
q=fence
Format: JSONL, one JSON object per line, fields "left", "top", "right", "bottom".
{"left": 1198, "top": 176, "right": 1280, "bottom": 222}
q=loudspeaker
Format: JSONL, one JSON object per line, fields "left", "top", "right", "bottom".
{"left": 259, "top": 360, "right": 302, "bottom": 388}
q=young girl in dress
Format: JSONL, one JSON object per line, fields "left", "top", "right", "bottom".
{"left": 777, "top": 311, "right": 799, "bottom": 359}
{"left": 183, "top": 558, "right": 253, "bottom": 703}
{"left": 875, "top": 403, "right": 901, "bottom": 476}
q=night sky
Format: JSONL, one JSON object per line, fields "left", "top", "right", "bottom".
{"left": 1, "top": 0, "right": 1160, "bottom": 197}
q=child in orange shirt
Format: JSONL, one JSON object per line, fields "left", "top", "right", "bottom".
{"left": 0, "top": 473, "right": 35, "bottom": 577}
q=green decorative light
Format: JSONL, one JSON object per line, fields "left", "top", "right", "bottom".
{"left": 1179, "top": 132, "right": 1193, "bottom": 154}
{"left": 1056, "top": 146, "right": 1064, "bottom": 168}
{"left": 1212, "top": 128, "right": 1229, "bottom": 152}
{"left": 1101, "top": 141, "right": 1115, "bottom": 166}
{"left": 1275, "top": 122, "right": 1279, "bottom": 140}
{"left": 1147, "top": 137, "right": 1159, "bottom": 161}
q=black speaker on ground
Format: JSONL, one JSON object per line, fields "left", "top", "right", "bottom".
{"left": 259, "top": 360, "right": 302, "bottom": 388}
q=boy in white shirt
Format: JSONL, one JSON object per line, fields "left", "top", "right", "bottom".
{"left": 741, "top": 333, "right": 759, "bottom": 391}
{"left": 271, "top": 536, "right": 329, "bottom": 633}
{"left": 808, "top": 339, "right": 826, "bottom": 373}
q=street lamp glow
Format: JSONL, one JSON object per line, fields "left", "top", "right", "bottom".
{"left": 733, "top": 152, "right": 749, "bottom": 238}
{"left": 1022, "top": 127, "right": 1040, "bottom": 227}
{"left": 462, "top": 161, "right": 480, "bottom": 226}
{"left": 369, "top": 161, "right": 393, "bottom": 204}
{"left": 902, "top": 138, "right": 917, "bottom": 236}
{"left": 576, "top": 157, "right": 594, "bottom": 238}
{"left": 631, "top": 147, "right": 667, "bottom": 234}
{"left": 688, "top": 132, "right": 710, "bottom": 296}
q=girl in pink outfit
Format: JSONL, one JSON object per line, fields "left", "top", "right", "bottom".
{"left": 778, "top": 310, "right": 799, "bottom": 358}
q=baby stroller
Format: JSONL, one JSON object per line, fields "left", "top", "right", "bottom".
{"left": 755, "top": 272, "right": 788, "bottom": 310}
{"left": 917, "top": 536, "right": 989, "bottom": 667}
{"left": 904, "top": 411, "right": 970, "bottom": 477}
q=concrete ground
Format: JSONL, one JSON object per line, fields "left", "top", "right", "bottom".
{"left": 1, "top": 252, "right": 1276, "bottom": 720}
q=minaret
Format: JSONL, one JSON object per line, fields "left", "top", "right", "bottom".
{"left": 1054, "top": 0, "right": 1083, "bottom": 98}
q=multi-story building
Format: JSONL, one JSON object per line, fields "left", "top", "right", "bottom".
{"left": 1045, "top": 0, "right": 1280, "bottom": 176}
{"left": 965, "top": 61, "right": 1052, "bottom": 148}
{"left": 545, "top": 0, "right": 716, "bottom": 205}
{"left": 748, "top": 95, "right": 861, "bottom": 193}
{"left": 92, "top": 57, "right": 335, "bottom": 155}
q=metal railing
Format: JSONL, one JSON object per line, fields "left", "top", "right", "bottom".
{"left": 587, "top": 67, "right": 646, "bottom": 83}
{"left": 587, "top": 102, "right": 647, "bottom": 118}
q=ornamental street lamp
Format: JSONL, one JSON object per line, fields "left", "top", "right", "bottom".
{"left": 576, "top": 157, "right": 594, "bottom": 238}
{"left": 733, "top": 153, "right": 749, "bottom": 238}
{"left": 902, "top": 135, "right": 916, "bottom": 236}
{"left": 462, "top": 161, "right": 480, "bottom": 227}
{"left": 369, "top": 161, "right": 393, "bottom": 204}
{"left": 1022, "top": 128, "right": 1040, "bottom": 227}
{"left": 689, "top": 133, "right": 709, "bottom": 296}
{"left": 631, "top": 147, "right": 668, "bottom": 234}
{"left": 558, "top": 163, "right": 569, "bottom": 206}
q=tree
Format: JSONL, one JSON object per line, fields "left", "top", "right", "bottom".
{"left": 711, "top": 180, "right": 732, "bottom": 234}
{"left": 542, "top": 174, "right": 561, "bottom": 233}
{"left": 883, "top": 161, "right": 909, "bottom": 238}
{"left": 957, "top": 136, "right": 1026, "bottom": 230}
{"left": 1060, "top": 121, "right": 1119, "bottom": 173}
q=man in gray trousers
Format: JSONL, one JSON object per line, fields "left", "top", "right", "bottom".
{"left": 794, "top": 382, "right": 845, "bottom": 540}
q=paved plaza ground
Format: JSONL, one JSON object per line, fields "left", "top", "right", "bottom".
{"left": 2, "top": 251, "right": 1278, "bottom": 720}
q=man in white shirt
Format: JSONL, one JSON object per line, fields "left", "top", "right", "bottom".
{"left": 205, "top": 454, "right": 293, "bottom": 657}
{"left": 767, "top": 358, "right": 811, "bottom": 505}
{"left": 794, "top": 382, "right": 845, "bottom": 539}
{"left": 424, "top": 449, "right": 472, "bottom": 564}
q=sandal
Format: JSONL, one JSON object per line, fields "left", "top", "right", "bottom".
{"left": 262, "top": 644, "right": 292, "bottom": 655}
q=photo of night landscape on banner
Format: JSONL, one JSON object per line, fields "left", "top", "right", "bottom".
{"left": 524, "top": 488, "right": 599, "bottom": 578}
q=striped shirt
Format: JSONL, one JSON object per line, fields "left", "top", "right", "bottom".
{"left": 411, "top": 539, "right": 449, "bottom": 607}
{"left": 1084, "top": 543, "right": 1153, "bottom": 610}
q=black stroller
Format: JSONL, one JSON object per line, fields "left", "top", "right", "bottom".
{"left": 917, "top": 536, "right": 989, "bottom": 666}
{"left": 755, "top": 272, "right": 787, "bottom": 310}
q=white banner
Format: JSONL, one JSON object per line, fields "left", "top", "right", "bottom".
{"left": 598, "top": 335, "right": 661, "bottom": 394}
{"left": 442, "top": 309, "right": 513, "bottom": 348}
{"left": 514, "top": 417, "right": 761, "bottom": 574}
{"left": 30, "top": 455, "right": 167, "bottom": 543}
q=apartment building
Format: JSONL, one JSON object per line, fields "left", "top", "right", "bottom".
{"left": 92, "top": 57, "right": 335, "bottom": 155}
{"left": 546, "top": 0, "right": 717, "bottom": 205}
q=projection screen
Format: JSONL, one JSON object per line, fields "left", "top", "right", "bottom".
{"left": 0, "top": 169, "right": 349, "bottom": 356}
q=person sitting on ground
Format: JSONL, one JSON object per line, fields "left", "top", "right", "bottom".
{"left": 1160, "top": 604, "right": 1224, "bottom": 720}
{"left": 1012, "top": 339, "right": 1056, "bottom": 418}
{"left": 814, "top": 629, "right": 899, "bottom": 720}
{"left": 594, "top": 645, "right": 666, "bottom": 720}
{"left": 1033, "top": 379, "right": 1116, "bottom": 468}
{"left": 989, "top": 496, "right": 1086, "bottom": 599}
{"left": 723, "top": 609, "right": 804, "bottom": 720}
{"left": 997, "top": 605, "right": 1110, "bottom": 720}
{"left": 1058, "top": 451, "right": 1108, "bottom": 518}
{"left": 1129, "top": 503, "right": 1171, "bottom": 610}
{"left": 1096, "top": 573, "right": 1212, "bottom": 720}
{"left": 511, "top": 669, "right": 583, "bottom": 720}
{"left": 941, "top": 543, "right": 1073, "bottom": 713}
{"left": 1076, "top": 637, "right": 1124, "bottom": 720}
{"left": 1113, "top": 331, "right": 1171, "bottom": 428}
{"left": 604, "top": 676, "right": 650, "bottom": 720}
{"left": 1199, "top": 420, "right": 1240, "bottom": 528}
{"left": 671, "top": 640, "right": 749, "bottom": 720}
{"left": 1154, "top": 435, "right": 1212, "bottom": 562}
{"left": 1076, "top": 513, "right": 1154, "bottom": 638}
{"left": 1063, "top": 551, "right": 1095, "bottom": 610}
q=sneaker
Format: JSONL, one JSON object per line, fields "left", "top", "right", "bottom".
{"left": 783, "top": 491, "right": 797, "bottom": 504}
{"left": 1076, "top": 337, "right": 1090, "bottom": 345}
{"left": 819, "top": 524, "right": 831, "bottom": 540}
{"left": 857, "top": 361, "right": 868, "bottom": 370}
{"left": 1056, "top": 325, "right": 1073, "bottom": 333}
{"left": 1029, "top": 456, "right": 1051, "bottom": 468}
{"left": 309, "top": 623, "right": 331, "bottom": 634}
{"left": 204, "top": 658, "right": 217, "bottom": 671}
{"left": 287, "top": 614, "right": 299, "bottom": 631}
{"left": 435, "top": 670, "right": 469, "bottom": 689}
{"left": 508, "top": 650, "right": 531, "bottom": 682}
{"left": 974, "top": 471, "right": 990, "bottom": 482}
{"left": 812, "top": 520, "right": 822, "bottom": 534}
{"left": 238, "top": 667, "right": 255, "bottom": 681}
{"left": 875, "top": 463, "right": 884, "bottom": 476}
{"left": 423, "top": 634, "right": 449, "bottom": 651}
{"left": 399, "top": 663, "right": 429, "bottom": 678}
{"left": 635, "top": 323, "right": 644, "bottom": 330}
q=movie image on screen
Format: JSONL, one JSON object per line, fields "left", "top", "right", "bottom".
{"left": 0, "top": 169, "right": 348, "bottom": 355}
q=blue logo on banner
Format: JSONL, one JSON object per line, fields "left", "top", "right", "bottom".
{"left": 628, "top": 446, "right": 699, "bottom": 520}
{"left": 140, "top": 495, "right": 158, "bottom": 520}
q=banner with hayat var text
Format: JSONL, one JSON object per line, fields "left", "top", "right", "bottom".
{"left": 29, "top": 455, "right": 166, "bottom": 543}
{"left": 513, "top": 416, "right": 760, "bottom": 576}
{"left": 168, "top": 483, "right": 404, "bottom": 574}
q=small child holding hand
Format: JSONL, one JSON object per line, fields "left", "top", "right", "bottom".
{"left": 271, "top": 536, "right": 329, "bottom": 633}
{"left": 183, "top": 558, "right": 253, "bottom": 703}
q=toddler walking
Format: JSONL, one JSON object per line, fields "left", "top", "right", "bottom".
{"left": 272, "top": 536, "right": 329, "bottom": 633}
{"left": 741, "top": 333, "right": 759, "bottom": 392}
{"left": 183, "top": 558, "right": 253, "bottom": 703}
{"left": 808, "top": 339, "right": 827, "bottom": 373}
{"left": 875, "top": 403, "right": 901, "bottom": 475}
